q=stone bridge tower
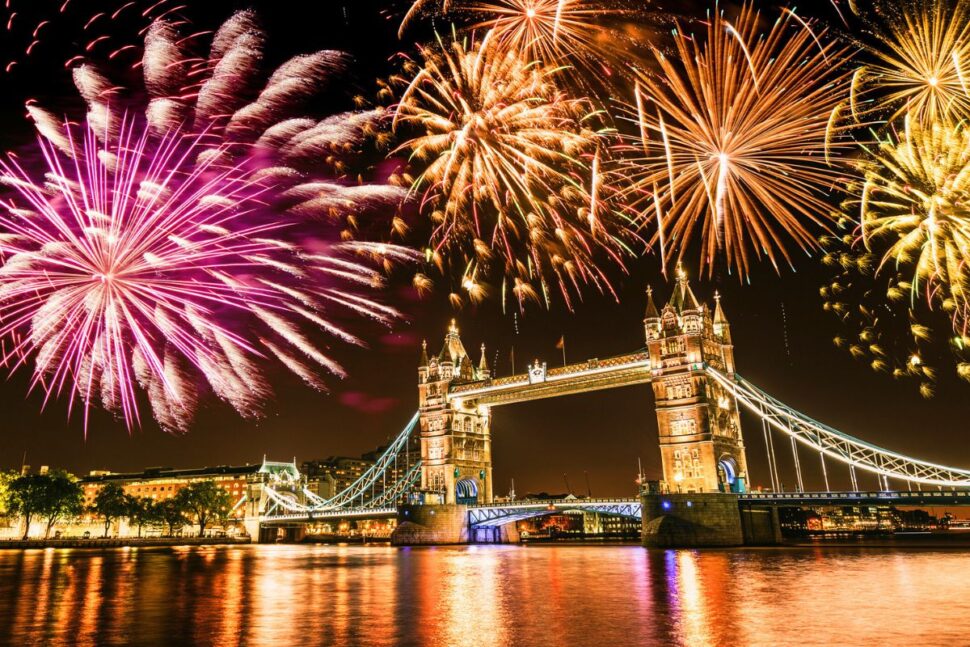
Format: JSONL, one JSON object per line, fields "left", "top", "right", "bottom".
{"left": 646, "top": 270, "right": 748, "bottom": 493}
{"left": 417, "top": 321, "right": 493, "bottom": 504}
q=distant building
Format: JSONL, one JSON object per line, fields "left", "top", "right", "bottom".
{"left": 302, "top": 446, "right": 409, "bottom": 503}
{"left": 302, "top": 457, "right": 374, "bottom": 500}
{"left": 80, "top": 460, "right": 301, "bottom": 522}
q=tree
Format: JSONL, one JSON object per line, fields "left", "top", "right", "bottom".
{"left": 8, "top": 474, "right": 47, "bottom": 539}
{"left": 158, "top": 498, "right": 189, "bottom": 537}
{"left": 7, "top": 471, "right": 84, "bottom": 539}
{"left": 127, "top": 496, "right": 161, "bottom": 538}
{"left": 39, "top": 471, "right": 84, "bottom": 539}
{"left": 176, "top": 481, "right": 233, "bottom": 537}
{"left": 91, "top": 482, "right": 129, "bottom": 538}
{"left": 0, "top": 471, "right": 17, "bottom": 519}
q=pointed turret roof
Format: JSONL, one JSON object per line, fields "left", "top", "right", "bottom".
{"left": 645, "top": 285, "right": 659, "bottom": 319}
{"left": 667, "top": 265, "right": 700, "bottom": 312}
{"left": 420, "top": 339, "right": 429, "bottom": 366}
{"left": 714, "top": 291, "right": 729, "bottom": 325}
{"left": 478, "top": 343, "right": 489, "bottom": 373}
{"left": 438, "top": 319, "right": 468, "bottom": 364}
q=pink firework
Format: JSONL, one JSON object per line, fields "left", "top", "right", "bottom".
{"left": 0, "top": 116, "right": 406, "bottom": 433}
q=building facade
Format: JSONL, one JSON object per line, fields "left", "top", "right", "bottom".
{"left": 80, "top": 459, "right": 301, "bottom": 529}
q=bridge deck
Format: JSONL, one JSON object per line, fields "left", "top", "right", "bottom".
{"left": 468, "top": 498, "right": 642, "bottom": 527}
{"left": 739, "top": 490, "right": 970, "bottom": 507}
{"left": 262, "top": 507, "right": 398, "bottom": 525}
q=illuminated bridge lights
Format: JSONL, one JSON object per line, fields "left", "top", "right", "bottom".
{"left": 466, "top": 499, "right": 642, "bottom": 528}
{"left": 258, "top": 348, "right": 970, "bottom": 526}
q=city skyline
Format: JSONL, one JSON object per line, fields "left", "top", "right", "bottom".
{"left": 4, "top": 268, "right": 969, "bottom": 498}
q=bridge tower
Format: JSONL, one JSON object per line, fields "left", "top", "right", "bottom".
{"left": 417, "top": 321, "right": 493, "bottom": 504}
{"left": 646, "top": 270, "right": 748, "bottom": 493}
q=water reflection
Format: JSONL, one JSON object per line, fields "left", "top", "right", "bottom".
{"left": 0, "top": 544, "right": 969, "bottom": 645}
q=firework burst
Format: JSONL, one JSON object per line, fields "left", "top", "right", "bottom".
{"left": 857, "top": 118, "right": 970, "bottom": 308}
{"left": 852, "top": 0, "right": 970, "bottom": 124}
{"left": 620, "top": 4, "right": 853, "bottom": 278}
{"left": 823, "top": 117, "right": 970, "bottom": 394}
{"left": 391, "top": 31, "right": 634, "bottom": 309}
{"left": 0, "top": 0, "right": 185, "bottom": 75}
{"left": 0, "top": 11, "right": 419, "bottom": 431}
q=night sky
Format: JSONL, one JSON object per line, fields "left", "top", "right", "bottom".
{"left": 0, "top": 0, "right": 967, "bottom": 498}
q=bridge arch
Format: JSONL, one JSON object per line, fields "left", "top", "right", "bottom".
{"left": 456, "top": 478, "right": 480, "bottom": 505}
{"left": 717, "top": 456, "right": 741, "bottom": 493}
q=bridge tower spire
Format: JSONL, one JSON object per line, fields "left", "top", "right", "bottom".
{"left": 417, "top": 321, "right": 493, "bottom": 505}
{"left": 648, "top": 272, "right": 748, "bottom": 493}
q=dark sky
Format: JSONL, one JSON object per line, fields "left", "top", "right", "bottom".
{"left": 0, "top": 0, "right": 966, "bottom": 498}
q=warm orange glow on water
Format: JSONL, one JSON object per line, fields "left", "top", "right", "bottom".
{"left": 1, "top": 545, "right": 970, "bottom": 644}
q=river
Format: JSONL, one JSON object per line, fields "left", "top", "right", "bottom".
{"left": 0, "top": 543, "right": 967, "bottom": 646}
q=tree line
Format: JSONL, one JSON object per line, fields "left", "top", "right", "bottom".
{"left": 0, "top": 471, "right": 236, "bottom": 540}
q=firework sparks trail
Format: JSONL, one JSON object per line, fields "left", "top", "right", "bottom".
{"left": 392, "top": 31, "right": 636, "bottom": 310}
{"left": 619, "top": 3, "right": 854, "bottom": 278}
{"left": 0, "top": 11, "right": 420, "bottom": 431}
{"left": 854, "top": 0, "right": 970, "bottom": 124}
{"left": 0, "top": 0, "right": 184, "bottom": 75}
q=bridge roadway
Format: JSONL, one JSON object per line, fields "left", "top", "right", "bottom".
{"left": 260, "top": 490, "right": 970, "bottom": 526}
{"left": 467, "top": 498, "right": 643, "bottom": 528}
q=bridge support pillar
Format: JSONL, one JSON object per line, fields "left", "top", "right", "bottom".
{"left": 641, "top": 492, "right": 744, "bottom": 548}
{"left": 243, "top": 517, "right": 262, "bottom": 543}
{"left": 391, "top": 505, "right": 470, "bottom": 545}
{"left": 739, "top": 503, "right": 783, "bottom": 545}
{"left": 469, "top": 522, "right": 519, "bottom": 544}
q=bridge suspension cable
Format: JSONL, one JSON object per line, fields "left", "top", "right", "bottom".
{"left": 707, "top": 368, "right": 970, "bottom": 488}
{"left": 263, "top": 412, "right": 422, "bottom": 516}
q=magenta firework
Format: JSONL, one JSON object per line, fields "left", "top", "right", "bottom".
{"left": 0, "top": 11, "right": 416, "bottom": 432}
{"left": 0, "top": 116, "right": 404, "bottom": 433}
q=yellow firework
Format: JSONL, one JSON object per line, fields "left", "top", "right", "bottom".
{"left": 856, "top": 118, "right": 970, "bottom": 311}
{"left": 622, "top": 4, "right": 852, "bottom": 277}
{"left": 856, "top": 0, "right": 970, "bottom": 124}
{"left": 821, "top": 117, "right": 970, "bottom": 395}
{"left": 392, "top": 32, "right": 631, "bottom": 309}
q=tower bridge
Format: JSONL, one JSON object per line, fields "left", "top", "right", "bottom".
{"left": 255, "top": 272, "right": 970, "bottom": 547}
{"left": 415, "top": 271, "right": 746, "bottom": 506}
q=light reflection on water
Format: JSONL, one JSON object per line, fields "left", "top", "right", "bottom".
{"left": 0, "top": 544, "right": 968, "bottom": 646}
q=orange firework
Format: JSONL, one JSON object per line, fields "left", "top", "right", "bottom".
{"left": 621, "top": 4, "right": 854, "bottom": 278}
{"left": 392, "top": 32, "right": 634, "bottom": 309}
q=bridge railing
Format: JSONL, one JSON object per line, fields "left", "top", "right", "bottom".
{"left": 708, "top": 367, "right": 970, "bottom": 488}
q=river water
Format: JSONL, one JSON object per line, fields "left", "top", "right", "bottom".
{"left": 0, "top": 543, "right": 967, "bottom": 646}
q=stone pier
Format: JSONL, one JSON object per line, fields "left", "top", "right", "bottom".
{"left": 641, "top": 492, "right": 745, "bottom": 548}
{"left": 641, "top": 492, "right": 782, "bottom": 547}
{"left": 391, "top": 504, "right": 471, "bottom": 545}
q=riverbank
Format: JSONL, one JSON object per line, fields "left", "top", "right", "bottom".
{"left": 0, "top": 536, "right": 252, "bottom": 549}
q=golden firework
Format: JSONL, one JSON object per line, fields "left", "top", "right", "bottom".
{"left": 856, "top": 118, "right": 970, "bottom": 313}
{"left": 855, "top": 0, "right": 970, "bottom": 124}
{"left": 622, "top": 4, "right": 852, "bottom": 278}
{"left": 821, "top": 117, "right": 970, "bottom": 394}
{"left": 392, "top": 32, "right": 632, "bottom": 309}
